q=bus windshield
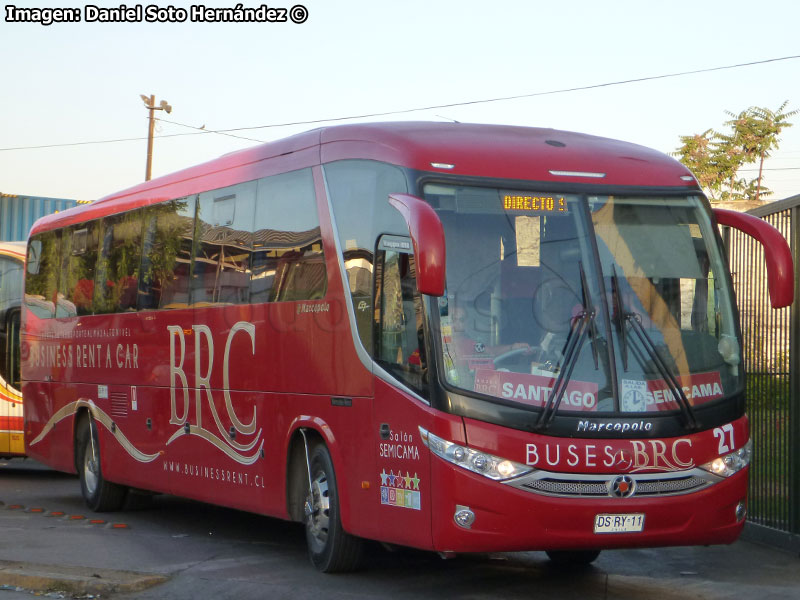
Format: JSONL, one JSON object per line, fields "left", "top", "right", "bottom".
{"left": 424, "top": 184, "right": 742, "bottom": 417}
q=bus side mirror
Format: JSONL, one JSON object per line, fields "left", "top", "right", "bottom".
{"left": 713, "top": 208, "right": 794, "bottom": 308}
{"left": 388, "top": 193, "right": 446, "bottom": 297}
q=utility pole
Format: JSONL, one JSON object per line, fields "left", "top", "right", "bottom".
{"left": 140, "top": 94, "right": 172, "bottom": 181}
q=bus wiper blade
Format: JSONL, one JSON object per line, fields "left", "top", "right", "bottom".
{"left": 535, "top": 307, "right": 595, "bottom": 430}
{"left": 578, "top": 261, "right": 599, "bottom": 370}
{"left": 610, "top": 269, "right": 697, "bottom": 429}
{"left": 611, "top": 266, "right": 628, "bottom": 371}
{"left": 625, "top": 312, "right": 700, "bottom": 431}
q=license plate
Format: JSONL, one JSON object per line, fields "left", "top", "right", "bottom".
{"left": 594, "top": 513, "right": 645, "bottom": 534}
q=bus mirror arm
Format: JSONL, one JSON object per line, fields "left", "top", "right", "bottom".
{"left": 388, "top": 193, "right": 446, "bottom": 297}
{"left": 713, "top": 208, "right": 794, "bottom": 309}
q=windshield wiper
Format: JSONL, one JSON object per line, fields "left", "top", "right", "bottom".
{"left": 535, "top": 301, "right": 595, "bottom": 430}
{"left": 611, "top": 266, "right": 628, "bottom": 371}
{"left": 625, "top": 314, "right": 699, "bottom": 430}
{"left": 579, "top": 261, "right": 599, "bottom": 370}
{"left": 611, "top": 271, "right": 699, "bottom": 430}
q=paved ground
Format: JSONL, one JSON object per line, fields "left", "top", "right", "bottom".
{"left": 1, "top": 458, "right": 799, "bottom": 599}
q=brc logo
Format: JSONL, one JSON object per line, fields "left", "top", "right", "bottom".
{"left": 167, "top": 322, "right": 262, "bottom": 463}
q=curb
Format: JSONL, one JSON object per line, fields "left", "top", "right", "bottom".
{"left": 0, "top": 560, "right": 168, "bottom": 596}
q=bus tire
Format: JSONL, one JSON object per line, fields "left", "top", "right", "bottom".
{"left": 77, "top": 417, "right": 127, "bottom": 512}
{"left": 304, "top": 444, "right": 363, "bottom": 572}
{"left": 545, "top": 549, "right": 601, "bottom": 565}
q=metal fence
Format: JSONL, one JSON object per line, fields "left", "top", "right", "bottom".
{"left": 726, "top": 194, "right": 800, "bottom": 552}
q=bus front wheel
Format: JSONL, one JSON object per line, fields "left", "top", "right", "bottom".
{"left": 304, "top": 444, "right": 363, "bottom": 572}
{"left": 77, "top": 417, "right": 127, "bottom": 512}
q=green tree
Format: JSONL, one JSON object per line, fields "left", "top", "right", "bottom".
{"left": 740, "top": 102, "right": 797, "bottom": 201}
{"left": 674, "top": 101, "right": 796, "bottom": 202}
{"left": 674, "top": 129, "right": 723, "bottom": 200}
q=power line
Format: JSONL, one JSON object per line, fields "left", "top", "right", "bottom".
{"left": 153, "top": 118, "right": 265, "bottom": 143}
{"left": 219, "top": 55, "right": 800, "bottom": 134}
{"left": 0, "top": 119, "right": 261, "bottom": 151}
{"left": 739, "top": 167, "right": 800, "bottom": 172}
{"left": 0, "top": 130, "right": 207, "bottom": 151}
{"left": 2, "top": 54, "right": 799, "bottom": 152}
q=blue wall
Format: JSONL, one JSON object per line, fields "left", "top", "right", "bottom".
{"left": 0, "top": 194, "right": 83, "bottom": 241}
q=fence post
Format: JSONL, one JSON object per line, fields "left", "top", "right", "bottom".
{"left": 791, "top": 205, "right": 800, "bottom": 537}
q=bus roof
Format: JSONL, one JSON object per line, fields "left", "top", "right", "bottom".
{"left": 0, "top": 241, "right": 26, "bottom": 260}
{"left": 29, "top": 122, "right": 698, "bottom": 235}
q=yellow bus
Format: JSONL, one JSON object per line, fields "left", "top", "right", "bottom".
{"left": 1, "top": 240, "right": 25, "bottom": 456}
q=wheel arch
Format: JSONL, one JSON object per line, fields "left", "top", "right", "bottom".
{"left": 284, "top": 416, "right": 354, "bottom": 529}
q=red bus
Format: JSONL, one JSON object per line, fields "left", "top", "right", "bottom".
{"left": 1, "top": 241, "right": 25, "bottom": 457}
{"left": 22, "top": 122, "right": 792, "bottom": 571}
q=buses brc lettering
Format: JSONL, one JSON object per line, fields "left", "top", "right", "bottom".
{"left": 525, "top": 439, "right": 694, "bottom": 472}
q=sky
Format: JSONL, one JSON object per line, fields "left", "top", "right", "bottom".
{"left": 2, "top": 0, "right": 799, "bottom": 202}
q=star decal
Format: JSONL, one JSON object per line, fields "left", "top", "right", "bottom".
{"left": 404, "top": 472, "right": 412, "bottom": 489}
{"left": 380, "top": 469, "right": 389, "bottom": 486}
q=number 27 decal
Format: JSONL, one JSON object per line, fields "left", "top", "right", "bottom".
{"left": 713, "top": 424, "right": 735, "bottom": 454}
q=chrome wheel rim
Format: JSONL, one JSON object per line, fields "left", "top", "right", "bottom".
{"left": 83, "top": 438, "right": 99, "bottom": 496}
{"left": 306, "top": 470, "right": 330, "bottom": 547}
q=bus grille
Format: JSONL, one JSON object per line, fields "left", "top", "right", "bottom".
{"left": 635, "top": 476, "right": 709, "bottom": 495}
{"left": 523, "top": 478, "right": 609, "bottom": 496}
{"left": 508, "top": 471, "right": 715, "bottom": 498}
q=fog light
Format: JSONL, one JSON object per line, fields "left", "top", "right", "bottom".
{"left": 454, "top": 505, "right": 475, "bottom": 529}
{"left": 736, "top": 501, "right": 747, "bottom": 522}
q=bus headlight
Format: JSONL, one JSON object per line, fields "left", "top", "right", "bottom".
{"left": 699, "top": 439, "right": 753, "bottom": 478}
{"left": 419, "top": 426, "right": 533, "bottom": 481}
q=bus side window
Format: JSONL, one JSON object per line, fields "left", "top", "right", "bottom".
{"left": 56, "top": 228, "right": 75, "bottom": 317}
{"left": 60, "top": 223, "right": 100, "bottom": 317}
{"left": 25, "top": 233, "right": 60, "bottom": 319}
{"left": 375, "top": 243, "right": 427, "bottom": 395}
{"left": 251, "top": 168, "right": 326, "bottom": 303}
{"left": 6, "top": 310, "right": 20, "bottom": 389}
{"left": 139, "top": 198, "right": 196, "bottom": 310}
{"left": 95, "top": 210, "right": 144, "bottom": 314}
{"left": 0, "top": 255, "right": 22, "bottom": 326}
{"left": 325, "top": 160, "right": 409, "bottom": 353}
{"left": 193, "top": 182, "right": 256, "bottom": 306}
{"left": 0, "top": 255, "right": 23, "bottom": 389}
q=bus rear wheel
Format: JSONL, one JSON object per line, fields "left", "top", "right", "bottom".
{"left": 545, "top": 549, "right": 601, "bottom": 565}
{"left": 77, "top": 417, "right": 127, "bottom": 512}
{"left": 304, "top": 444, "right": 363, "bottom": 572}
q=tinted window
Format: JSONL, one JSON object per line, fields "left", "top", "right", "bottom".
{"left": 325, "top": 160, "right": 409, "bottom": 351}
{"left": 4, "top": 311, "right": 20, "bottom": 389}
{"left": 61, "top": 222, "right": 100, "bottom": 316}
{"left": 375, "top": 241, "right": 426, "bottom": 395}
{"left": 25, "top": 232, "right": 61, "bottom": 319}
{"left": 139, "top": 198, "right": 196, "bottom": 310}
{"left": 0, "top": 255, "right": 23, "bottom": 315}
{"left": 95, "top": 211, "right": 144, "bottom": 313}
{"left": 0, "top": 254, "right": 23, "bottom": 389}
{"left": 251, "top": 169, "right": 326, "bottom": 303}
{"left": 193, "top": 182, "right": 256, "bottom": 305}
